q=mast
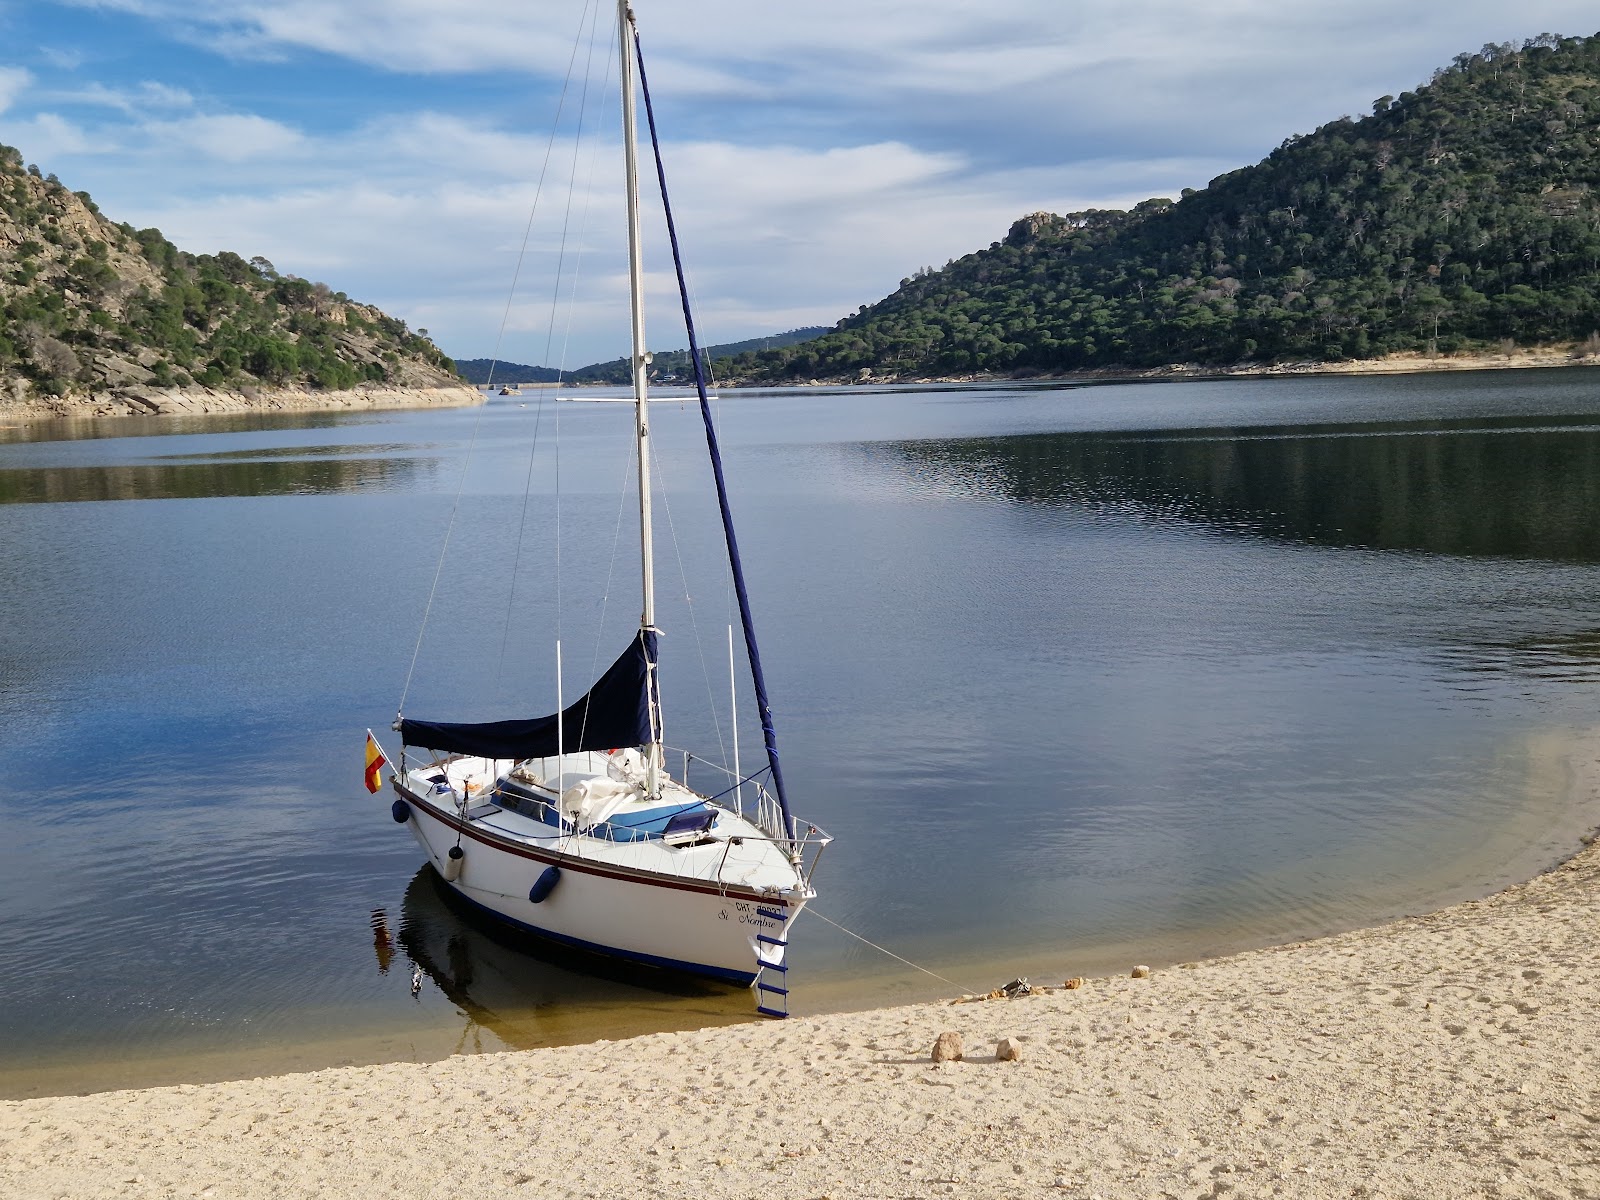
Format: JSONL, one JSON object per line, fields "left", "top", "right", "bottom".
{"left": 619, "top": 0, "right": 662, "bottom": 794}
{"left": 628, "top": 22, "right": 800, "bottom": 848}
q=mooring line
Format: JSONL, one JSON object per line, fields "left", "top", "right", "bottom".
{"left": 801, "top": 908, "right": 984, "bottom": 996}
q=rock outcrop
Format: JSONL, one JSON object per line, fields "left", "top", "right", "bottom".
{"left": 0, "top": 382, "right": 483, "bottom": 422}
{"left": 0, "top": 142, "right": 463, "bottom": 413}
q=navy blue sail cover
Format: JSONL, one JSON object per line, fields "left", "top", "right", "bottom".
{"left": 399, "top": 630, "right": 657, "bottom": 759}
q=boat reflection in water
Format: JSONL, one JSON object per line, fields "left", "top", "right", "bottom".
{"left": 386, "top": 866, "right": 756, "bottom": 1053}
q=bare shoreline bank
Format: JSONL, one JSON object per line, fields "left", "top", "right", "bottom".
{"left": 6, "top": 348, "right": 1599, "bottom": 423}
{"left": 723, "top": 346, "right": 1600, "bottom": 389}
{"left": 0, "top": 382, "right": 483, "bottom": 426}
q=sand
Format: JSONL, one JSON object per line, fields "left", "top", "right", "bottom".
{"left": 2, "top": 832, "right": 1597, "bottom": 1200}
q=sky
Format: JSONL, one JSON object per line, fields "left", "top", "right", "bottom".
{"left": 1, "top": 1, "right": 1597, "bottom": 367}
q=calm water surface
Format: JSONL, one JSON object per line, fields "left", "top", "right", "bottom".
{"left": 5, "top": 369, "right": 1600, "bottom": 1095}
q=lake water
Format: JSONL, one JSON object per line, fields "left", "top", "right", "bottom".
{"left": 5, "top": 368, "right": 1600, "bottom": 1097}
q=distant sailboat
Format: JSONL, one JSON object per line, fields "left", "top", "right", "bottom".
{"left": 374, "top": 0, "right": 828, "bottom": 1013}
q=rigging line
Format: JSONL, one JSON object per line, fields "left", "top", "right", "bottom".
{"left": 698, "top": 766, "right": 769, "bottom": 804}
{"left": 559, "top": 40, "right": 622, "bottom": 709}
{"left": 631, "top": 23, "right": 796, "bottom": 840}
{"left": 407, "top": 3, "right": 602, "bottom": 713}
{"left": 559, "top": 34, "right": 628, "bottom": 757}
{"left": 480, "top": 0, "right": 599, "bottom": 395}
{"left": 578, "top": 417, "right": 639, "bottom": 754}
{"left": 497, "top": 0, "right": 610, "bottom": 692}
{"left": 561, "top": 14, "right": 628, "bottom": 752}
{"left": 674, "top": 269, "right": 741, "bottom": 644}
{"left": 555, "top": 4, "right": 615, "bottom": 707}
{"left": 495, "top": 354, "right": 551, "bottom": 697}
{"left": 650, "top": 448, "right": 732, "bottom": 769}
{"left": 397, "top": 398, "right": 490, "bottom": 720}
{"left": 549, "top": 15, "right": 617, "bottom": 391}
{"left": 801, "top": 908, "right": 985, "bottom": 997}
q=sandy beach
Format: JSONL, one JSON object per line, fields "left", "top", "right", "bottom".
{"left": 2, "top": 822, "right": 1596, "bottom": 1200}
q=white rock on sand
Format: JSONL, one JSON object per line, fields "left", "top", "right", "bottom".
{"left": 3, "top": 835, "right": 1598, "bottom": 1199}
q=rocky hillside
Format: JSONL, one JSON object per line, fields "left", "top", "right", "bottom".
{"left": 728, "top": 33, "right": 1600, "bottom": 381}
{"left": 0, "top": 143, "right": 460, "bottom": 410}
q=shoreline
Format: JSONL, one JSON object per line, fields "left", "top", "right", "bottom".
{"left": 0, "top": 382, "right": 483, "bottom": 426}
{"left": 4, "top": 821, "right": 1598, "bottom": 1196}
{"left": 723, "top": 346, "right": 1600, "bottom": 389}
{"left": 5, "top": 759, "right": 1589, "bottom": 1106}
{"left": 5, "top": 348, "right": 1599, "bottom": 421}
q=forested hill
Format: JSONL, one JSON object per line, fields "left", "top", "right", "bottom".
{"left": 452, "top": 358, "right": 562, "bottom": 385}
{"left": 0, "top": 144, "right": 458, "bottom": 405}
{"left": 454, "top": 328, "right": 829, "bottom": 387}
{"left": 727, "top": 33, "right": 1600, "bottom": 382}
{"left": 562, "top": 327, "right": 829, "bottom": 385}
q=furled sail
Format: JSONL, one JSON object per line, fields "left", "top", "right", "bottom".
{"left": 399, "top": 630, "right": 657, "bottom": 760}
{"left": 632, "top": 33, "right": 795, "bottom": 842}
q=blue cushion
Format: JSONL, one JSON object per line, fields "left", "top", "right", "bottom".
{"left": 597, "top": 802, "right": 710, "bottom": 842}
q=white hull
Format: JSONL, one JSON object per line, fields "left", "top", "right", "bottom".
{"left": 390, "top": 754, "right": 812, "bottom": 986}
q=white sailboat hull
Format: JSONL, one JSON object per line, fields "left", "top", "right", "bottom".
{"left": 391, "top": 761, "right": 807, "bottom": 986}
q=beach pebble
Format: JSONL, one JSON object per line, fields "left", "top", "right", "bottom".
{"left": 996, "top": 1037, "right": 1023, "bottom": 1062}
{"left": 1132, "top": 965, "right": 1152, "bottom": 979}
{"left": 931, "top": 1031, "right": 964, "bottom": 1062}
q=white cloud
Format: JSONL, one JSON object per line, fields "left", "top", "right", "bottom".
{"left": 0, "top": 66, "right": 31, "bottom": 116}
{"left": 144, "top": 113, "right": 302, "bottom": 161}
{"left": 61, "top": 80, "right": 196, "bottom": 114}
{"left": 23, "top": 0, "right": 1600, "bottom": 363}
{"left": 38, "top": 46, "right": 87, "bottom": 71}
{"left": 90, "top": 119, "right": 1222, "bottom": 363}
{"left": 0, "top": 111, "right": 108, "bottom": 158}
{"left": 72, "top": 1, "right": 1600, "bottom": 93}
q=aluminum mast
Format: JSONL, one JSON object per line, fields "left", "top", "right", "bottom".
{"left": 618, "top": 0, "right": 661, "bottom": 795}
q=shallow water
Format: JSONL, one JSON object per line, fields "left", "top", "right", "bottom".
{"left": 5, "top": 369, "right": 1600, "bottom": 1095}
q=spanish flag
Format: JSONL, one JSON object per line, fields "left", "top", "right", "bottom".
{"left": 364, "top": 732, "right": 388, "bottom": 794}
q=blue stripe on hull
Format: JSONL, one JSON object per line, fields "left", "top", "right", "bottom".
{"left": 441, "top": 872, "right": 758, "bottom": 987}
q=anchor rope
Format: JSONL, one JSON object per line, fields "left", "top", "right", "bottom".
{"left": 800, "top": 909, "right": 984, "bottom": 996}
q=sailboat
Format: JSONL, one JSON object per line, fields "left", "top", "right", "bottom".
{"left": 373, "top": 0, "right": 828, "bottom": 1013}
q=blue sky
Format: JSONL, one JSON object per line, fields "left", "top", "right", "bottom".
{"left": 2, "top": 0, "right": 1597, "bottom": 366}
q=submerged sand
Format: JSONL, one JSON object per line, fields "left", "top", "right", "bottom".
{"left": 3, "top": 826, "right": 1598, "bottom": 1199}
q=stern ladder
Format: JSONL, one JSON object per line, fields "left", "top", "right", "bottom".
{"left": 753, "top": 906, "right": 792, "bottom": 1018}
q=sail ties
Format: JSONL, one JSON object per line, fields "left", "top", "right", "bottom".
{"left": 629, "top": 24, "right": 798, "bottom": 848}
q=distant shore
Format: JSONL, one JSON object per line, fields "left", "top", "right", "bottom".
{"left": 731, "top": 345, "right": 1600, "bottom": 389}
{"left": 6, "top": 350, "right": 1596, "bottom": 422}
{"left": 0, "top": 382, "right": 483, "bottom": 425}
